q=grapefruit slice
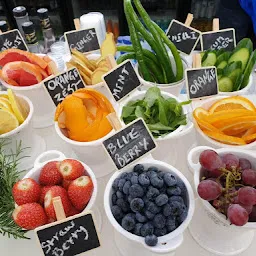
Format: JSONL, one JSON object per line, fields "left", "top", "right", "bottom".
{"left": 0, "top": 108, "right": 19, "bottom": 134}
{"left": 0, "top": 69, "right": 19, "bottom": 86}
{"left": 0, "top": 49, "right": 48, "bottom": 69}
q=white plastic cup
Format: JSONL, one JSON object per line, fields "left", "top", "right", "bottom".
{"left": 187, "top": 146, "right": 256, "bottom": 255}
{"left": 104, "top": 159, "right": 195, "bottom": 256}
{"left": 0, "top": 92, "right": 46, "bottom": 170}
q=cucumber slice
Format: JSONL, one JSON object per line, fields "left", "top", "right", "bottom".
{"left": 216, "top": 52, "right": 232, "bottom": 66}
{"left": 216, "top": 49, "right": 225, "bottom": 57}
{"left": 232, "top": 38, "right": 253, "bottom": 56}
{"left": 202, "top": 52, "right": 217, "bottom": 67}
{"left": 228, "top": 68, "right": 242, "bottom": 84}
{"left": 218, "top": 74, "right": 223, "bottom": 80}
{"left": 201, "top": 50, "right": 210, "bottom": 63}
{"left": 228, "top": 48, "right": 250, "bottom": 71}
{"left": 218, "top": 77, "right": 233, "bottom": 92}
{"left": 233, "top": 74, "right": 243, "bottom": 91}
{"left": 223, "top": 61, "right": 242, "bottom": 76}
{"left": 241, "top": 50, "right": 256, "bottom": 89}
{"left": 200, "top": 52, "right": 205, "bottom": 59}
{"left": 217, "top": 61, "right": 228, "bottom": 69}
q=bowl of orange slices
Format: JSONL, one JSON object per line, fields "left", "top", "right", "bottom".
{"left": 193, "top": 95, "right": 256, "bottom": 149}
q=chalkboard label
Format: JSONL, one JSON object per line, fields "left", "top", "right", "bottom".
{"left": 103, "top": 60, "right": 141, "bottom": 102}
{"left": 65, "top": 28, "right": 100, "bottom": 54}
{"left": 185, "top": 67, "right": 218, "bottom": 99}
{"left": 44, "top": 67, "right": 85, "bottom": 106}
{"left": 166, "top": 20, "right": 201, "bottom": 55}
{"left": 0, "top": 29, "right": 28, "bottom": 52}
{"left": 35, "top": 213, "right": 100, "bottom": 256}
{"left": 103, "top": 118, "right": 156, "bottom": 170}
{"left": 202, "top": 29, "right": 236, "bottom": 51}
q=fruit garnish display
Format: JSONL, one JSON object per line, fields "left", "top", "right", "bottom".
{"left": 193, "top": 96, "right": 256, "bottom": 145}
{"left": 197, "top": 149, "right": 256, "bottom": 226}
{"left": 116, "top": 0, "right": 183, "bottom": 84}
{"left": 201, "top": 38, "right": 256, "bottom": 92}
{"left": 121, "top": 87, "right": 190, "bottom": 138}
{"left": 111, "top": 164, "right": 188, "bottom": 247}
{"left": 0, "top": 89, "right": 29, "bottom": 135}
{"left": 0, "top": 49, "right": 56, "bottom": 86}
{"left": 12, "top": 159, "right": 94, "bottom": 230}
{"left": 55, "top": 88, "right": 115, "bottom": 142}
{"left": 66, "top": 33, "right": 116, "bottom": 85}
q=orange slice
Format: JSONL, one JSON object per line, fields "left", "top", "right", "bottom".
{"left": 242, "top": 126, "right": 256, "bottom": 138}
{"left": 193, "top": 107, "right": 209, "bottom": 121}
{"left": 194, "top": 118, "right": 220, "bottom": 132}
{"left": 224, "top": 123, "right": 256, "bottom": 136}
{"left": 243, "top": 133, "right": 256, "bottom": 144}
{"left": 203, "top": 130, "right": 246, "bottom": 145}
{"left": 208, "top": 96, "right": 256, "bottom": 113}
{"left": 214, "top": 116, "right": 256, "bottom": 130}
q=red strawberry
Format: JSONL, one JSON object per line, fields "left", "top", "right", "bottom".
{"left": 39, "top": 186, "right": 51, "bottom": 204}
{"left": 44, "top": 186, "right": 71, "bottom": 220}
{"left": 67, "top": 206, "right": 81, "bottom": 217}
{"left": 12, "top": 203, "right": 47, "bottom": 230}
{"left": 12, "top": 178, "right": 41, "bottom": 205}
{"left": 59, "top": 159, "right": 85, "bottom": 181}
{"left": 68, "top": 176, "right": 94, "bottom": 210}
{"left": 39, "top": 161, "right": 62, "bottom": 186}
{"left": 62, "top": 179, "right": 72, "bottom": 190}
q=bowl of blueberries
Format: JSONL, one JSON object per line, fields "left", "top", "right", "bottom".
{"left": 104, "top": 159, "right": 195, "bottom": 255}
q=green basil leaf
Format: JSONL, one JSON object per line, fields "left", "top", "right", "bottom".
{"left": 121, "top": 106, "right": 136, "bottom": 118}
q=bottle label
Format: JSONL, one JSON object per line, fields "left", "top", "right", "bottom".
{"left": 25, "top": 32, "right": 38, "bottom": 44}
{"left": 40, "top": 18, "right": 51, "bottom": 30}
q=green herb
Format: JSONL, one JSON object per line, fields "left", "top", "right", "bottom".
{"left": 121, "top": 87, "right": 191, "bottom": 137}
{"left": 0, "top": 139, "right": 29, "bottom": 239}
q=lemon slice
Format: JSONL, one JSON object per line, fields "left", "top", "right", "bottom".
{"left": 0, "top": 94, "right": 9, "bottom": 100}
{"left": 0, "top": 108, "right": 19, "bottom": 134}
{"left": 0, "top": 98, "right": 13, "bottom": 113}
{"left": 7, "top": 89, "right": 27, "bottom": 124}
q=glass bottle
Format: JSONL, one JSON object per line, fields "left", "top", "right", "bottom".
{"left": 12, "top": 6, "right": 29, "bottom": 37}
{"left": 0, "top": 21, "right": 9, "bottom": 33}
{"left": 37, "top": 8, "right": 56, "bottom": 53}
{"left": 22, "top": 21, "right": 41, "bottom": 53}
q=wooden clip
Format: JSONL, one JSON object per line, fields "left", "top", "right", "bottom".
{"left": 213, "top": 18, "right": 219, "bottom": 32}
{"left": 74, "top": 18, "right": 81, "bottom": 31}
{"left": 48, "top": 61, "right": 59, "bottom": 76}
{"left": 193, "top": 53, "right": 201, "bottom": 68}
{"left": 53, "top": 196, "right": 66, "bottom": 221}
{"left": 107, "top": 112, "right": 122, "bottom": 131}
{"left": 106, "top": 54, "right": 117, "bottom": 69}
{"left": 185, "top": 13, "right": 194, "bottom": 27}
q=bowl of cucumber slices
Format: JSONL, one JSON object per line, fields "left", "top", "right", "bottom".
{"left": 201, "top": 38, "right": 256, "bottom": 94}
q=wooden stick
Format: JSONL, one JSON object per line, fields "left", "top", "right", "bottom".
{"left": 213, "top": 18, "right": 219, "bottom": 31}
{"left": 193, "top": 53, "right": 201, "bottom": 68}
{"left": 74, "top": 18, "right": 81, "bottom": 31}
{"left": 106, "top": 54, "right": 117, "bottom": 69}
{"left": 48, "top": 61, "right": 59, "bottom": 75}
{"left": 185, "top": 13, "right": 194, "bottom": 27}
{"left": 107, "top": 112, "right": 122, "bottom": 131}
{"left": 53, "top": 196, "right": 66, "bottom": 221}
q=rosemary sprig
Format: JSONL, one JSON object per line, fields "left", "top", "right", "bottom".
{"left": 0, "top": 139, "right": 30, "bottom": 239}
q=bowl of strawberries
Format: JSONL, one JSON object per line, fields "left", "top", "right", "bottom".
{"left": 11, "top": 150, "right": 97, "bottom": 231}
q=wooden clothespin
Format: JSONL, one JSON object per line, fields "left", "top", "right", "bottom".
{"left": 106, "top": 54, "right": 117, "bottom": 69}
{"left": 107, "top": 112, "right": 123, "bottom": 131}
{"left": 185, "top": 13, "right": 194, "bottom": 27}
{"left": 53, "top": 196, "right": 66, "bottom": 221}
{"left": 74, "top": 18, "right": 81, "bottom": 31}
{"left": 192, "top": 53, "right": 201, "bottom": 68}
{"left": 212, "top": 18, "right": 219, "bottom": 32}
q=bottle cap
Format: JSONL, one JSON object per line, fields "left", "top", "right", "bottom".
{"left": 22, "top": 21, "right": 35, "bottom": 34}
{"left": 0, "top": 20, "right": 8, "bottom": 32}
{"left": 37, "top": 8, "right": 49, "bottom": 20}
{"left": 13, "top": 6, "right": 27, "bottom": 18}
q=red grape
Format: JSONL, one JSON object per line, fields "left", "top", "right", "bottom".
{"left": 239, "top": 158, "right": 252, "bottom": 170}
{"left": 249, "top": 206, "right": 256, "bottom": 222}
{"left": 197, "top": 180, "right": 222, "bottom": 201}
{"left": 238, "top": 187, "right": 256, "bottom": 206}
{"left": 242, "top": 169, "right": 256, "bottom": 186}
{"left": 222, "top": 154, "right": 239, "bottom": 170}
{"left": 239, "top": 203, "right": 253, "bottom": 214}
{"left": 227, "top": 204, "right": 249, "bottom": 226}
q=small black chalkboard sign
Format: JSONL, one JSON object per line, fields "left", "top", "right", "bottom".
{"left": 103, "top": 60, "right": 141, "bottom": 102}
{"left": 103, "top": 118, "right": 156, "bottom": 170}
{"left": 35, "top": 212, "right": 100, "bottom": 256}
{"left": 202, "top": 29, "right": 236, "bottom": 51}
{"left": 65, "top": 28, "right": 100, "bottom": 54}
{"left": 185, "top": 67, "right": 218, "bottom": 99}
{"left": 0, "top": 29, "right": 28, "bottom": 52}
{"left": 166, "top": 20, "right": 201, "bottom": 55}
{"left": 44, "top": 67, "right": 85, "bottom": 106}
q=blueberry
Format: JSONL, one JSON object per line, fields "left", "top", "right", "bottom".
{"left": 153, "top": 214, "right": 166, "bottom": 229}
{"left": 148, "top": 166, "right": 158, "bottom": 173}
{"left": 131, "top": 174, "right": 139, "bottom": 184}
{"left": 154, "top": 227, "right": 167, "bottom": 237}
{"left": 169, "top": 196, "right": 184, "bottom": 205}
{"left": 167, "top": 186, "right": 181, "bottom": 196}
{"left": 126, "top": 213, "right": 136, "bottom": 219}
{"left": 157, "top": 171, "right": 165, "bottom": 178}
{"left": 130, "top": 198, "right": 144, "bottom": 212}
{"left": 146, "top": 186, "right": 160, "bottom": 200}
{"left": 123, "top": 180, "right": 131, "bottom": 195}
{"left": 116, "top": 191, "right": 124, "bottom": 199}
{"left": 166, "top": 216, "right": 176, "bottom": 232}
{"left": 126, "top": 172, "right": 134, "bottom": 180}
{"left": 122, "top": 214, "right": 136, "bottom": 231}
{"left": 133, "top": 223, "right": 143, "bottom": 236}
{"left": 111, "top": 205, "right": 124, "bottom": 220}
{"left": 145, "top": 210, "right": 155, "bottom": 220}
{"left": 118, "top": 179, "right": 126, "bottom": 191}
{"left": 112, "top": 178, "right": 120, "bottom": 190}
{"left": 129, "top": 184, "right": 144, "bottom": 198}
{"left": 176, "top": 179, "right": 187, "bottom": 196}
{"left": 159, "top": 184, "right": 167, "bottom": 194}
{"left": 112, "top": 193, "right": 117, "bottom": 205}
{"left": 116, "top": 198, "right": 130, "bottom": 213}
{"left": 147, "top": 170, "right": 158, "bottom": 179}
{"left": 136, "top": 212, "right": 148, "bottom": 223}
{"left": 177, "top": 208, "right": 188, "bottom": 224}
{"left": 163, "top": 204, "right": 172, "bottom": 217}
{"left": 150, "top": 175, "right": 164, "bottom": 188}
{"left": 145, "top": 235, "right": 158, "bottom": 246}
{"left": 164, "top": 173, "right": 177, "bottom": 186}
{"left": 140, "top": 222, "right": 154, "bottom": 237}
{"left": 120, "top": 172, "right": 128, "bottom": 180}
{"left": 169, "top": 201, "right": 186, "bottom": 216}
{"left": 155, "top": 194, "right": 168, "bottom": 207}
{"left": 133, "top": 164, "right": 144, "bottom": 174}
{"left": 127, "top": 195, "right": 133, "bottom": 203}
{"left": 138, "top": 173, "right": 150, "bottom": 186}
{"left": 146, "top": 202, "right": 161, "bottom": 214}
{"left": 143, "top": 196, "right": 150, "bottom": 206}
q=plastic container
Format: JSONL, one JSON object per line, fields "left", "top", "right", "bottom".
{"left": 104, "top": 159, "right": 195, "bottom": 256}
{"left": 118, "top": 90, "right": 194, "bottom": 167}
{"left": 187, "top": 146, "right": 256, "bottom": 255}
{"left": 0, "top": 92, "right": 46, "bottom": 170}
